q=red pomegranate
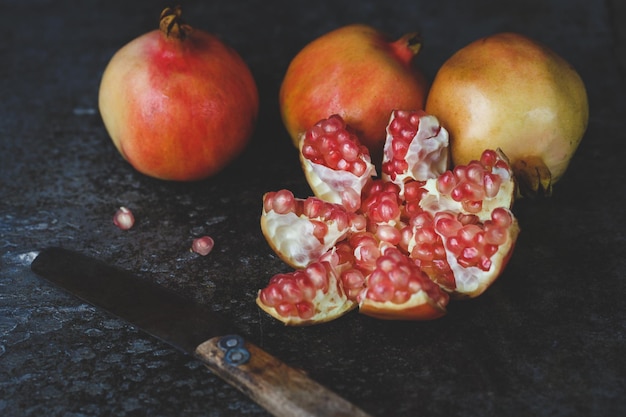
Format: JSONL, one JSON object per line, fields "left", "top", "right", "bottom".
{"left": 98, "top": 6, "right": 259, "bottom": 181}
{"left": 279, "top": 24, "right": 429, "bottom": 164}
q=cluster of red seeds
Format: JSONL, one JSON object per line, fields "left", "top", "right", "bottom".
{"left": 381, "top": 110, "right": 421, "bottom": 178}
{"left": 434, "top": 208, "right": 513, "bottom": 271}
{"left": 263, "top": 189, "right": 367, "bottom": 242}
{"left": 258, "top": 261, "right": 329, "bottom": 320}
{"left": 436, "top": 150, "right": 507, "bottom": 213}
{"left": 301, "top": 115, "right": 371, "bottom": 176}
{"left": 365, "top": 247, "right": 441, "bottom": 304}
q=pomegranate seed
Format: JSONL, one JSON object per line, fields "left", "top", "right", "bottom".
{"left": 113, "top": 206, "right": 135, "bottom": 230}
{"left": 276, "top": 302, "right": 298, "bottom": 317}
{"left": 436, "top": 171, "right": 457, "bottom": 194}
{"left": 192, "top": 236, "right": 214, "bottom": 256}
{"left": 341, "top": 269, "right": 366, "bottom": 300}
{"left": 483, "top": 173, "right": 502, "bottom": 198}
{"left": 491, "top": 207, "right": 513, "bottom": 227}
{"left": 462, "top": 200, "right": 483, "bottom": 213}
{"left": 305, "top": 262, "right": 329, "bottom": 291}
{"left": 376, "top": 224, "right": 402, "bottom": 245}
{"left": 296, "top": 302, "right": 316, "bottom": 319}
{"left": 280, "top": 280, "right": 303, "bottom": 303}
{"left": 480, "top": 149, "right": 498, "bottom": 167}
{"left": 270, "top": 189, "right": 296, "bottom": 214}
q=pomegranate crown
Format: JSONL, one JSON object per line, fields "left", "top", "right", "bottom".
{"left": 159, "top": 5, "right": 193, "bottom": 40}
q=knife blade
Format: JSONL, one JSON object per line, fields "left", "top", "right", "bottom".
{"left": 30, "top": 247, "right": 373, "bottom": 417}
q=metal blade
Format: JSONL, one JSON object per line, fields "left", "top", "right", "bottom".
{"left": 30, "top": 247, "right": 236, "bottom": 355}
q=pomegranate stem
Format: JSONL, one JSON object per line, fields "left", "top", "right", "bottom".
{"left": 159, "top": 6, "right": 192, "bottom": 40}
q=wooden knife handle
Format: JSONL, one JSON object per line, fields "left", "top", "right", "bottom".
{"left": 195, "top": 335, "right": 373, "bottom": 417}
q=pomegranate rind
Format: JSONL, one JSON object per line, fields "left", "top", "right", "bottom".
{"left": 256, "top": 248, "right": 356, "bottom": 325}
{"left": 358, "top": 290, "right": 448, "bottom": 321}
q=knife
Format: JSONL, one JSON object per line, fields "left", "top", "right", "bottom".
{"left": 30, "top": 247, "right": 372, "bottom": 417}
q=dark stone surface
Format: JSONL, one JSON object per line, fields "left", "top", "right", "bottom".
{"left": 1, "top": 1, "right": 625, "bottom": 416}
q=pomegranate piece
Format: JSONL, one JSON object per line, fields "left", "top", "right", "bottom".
{"left": 300, "top": 115, "right": 376, "bottom": 212}
{"left": 382, "top": 110, "right": 450, "bottom": 190}
{"left": 261, "top": 189, "right": 366, "bottom": 269}
{"left": 358, "top": 246, "right": 449, "bottom": 320}
{"left": 256, "top": 248, "right": 356, "bottom": 325}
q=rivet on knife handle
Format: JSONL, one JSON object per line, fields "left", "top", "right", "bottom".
{"left": 196, "top": 336, "right": 373, "bottom": 417}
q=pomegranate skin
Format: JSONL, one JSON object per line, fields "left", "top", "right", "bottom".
{"left": 425, "top": 32, "right": 588, "bottom": 196}
{"left": 99, "top": 11, "right": 258, "bottom": 181}
{"left": 280, "top": 24, "right": 428, "bottom": 164}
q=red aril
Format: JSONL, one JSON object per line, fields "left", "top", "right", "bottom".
{"left": 98, "top": 6, "right": 258, "bottom": 181}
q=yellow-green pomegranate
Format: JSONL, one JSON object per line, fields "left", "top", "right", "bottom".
{"left": 425, "top": 32, "right": 588, "bottom": 196}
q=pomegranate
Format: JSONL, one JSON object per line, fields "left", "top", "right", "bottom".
{"left": 425, "top": 32, "right": 588, "bottom": 196}
{"left": 279, "top": 24, "right": 429, "bottom": 163}
{"left": 98, "top": 6, "right": 259, "bottom": 181}
{"left": 257, "top": 111, "right": 519, "bottom": 325}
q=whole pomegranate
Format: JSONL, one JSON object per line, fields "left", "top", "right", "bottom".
{"left": 425, "top": 32, "right": 588, "bottom": 196}
{"left": 98, "top": 6, "right": 259, "bottom": 181}
{"left": 279, "top": 24, "right": 429, "bottom": 164}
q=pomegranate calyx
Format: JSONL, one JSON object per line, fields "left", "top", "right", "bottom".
{"left": 391, "top": 32, "right": 423, "bottom": 63}
{"left": 512, "top": 156, "right": 553, "bottom": 198}
{"left": 159, "top": 6, "right": 193, "bottom": 40}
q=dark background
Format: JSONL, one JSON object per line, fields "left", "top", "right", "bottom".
{"left": 1, "top": 1, "right": 625, "bottom": 416}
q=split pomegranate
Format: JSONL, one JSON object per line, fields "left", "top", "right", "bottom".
{"left": 258, "top": 110, "right": 520, "bottom": 325}
{"left": 98, "top": 6, "right": 259, "bottom": 181}
{"left": 425, "top": 32, "right": 588, "bottom": 196}
{"left": 280, "top": 24, "right": 429, "bottom": 163}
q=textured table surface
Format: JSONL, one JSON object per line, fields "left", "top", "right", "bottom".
{"left": 1, "top": 1, "right": 625, "bottom": 416}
